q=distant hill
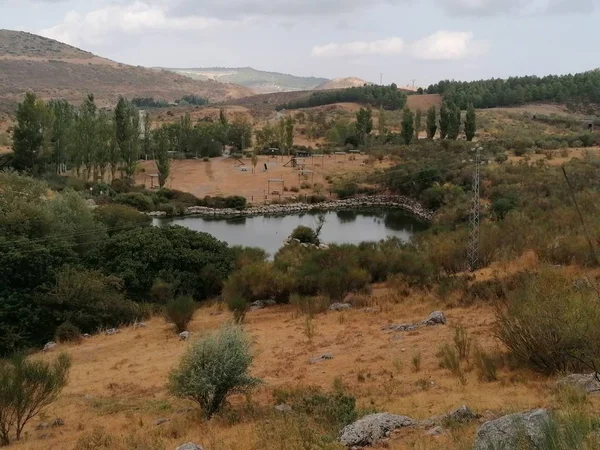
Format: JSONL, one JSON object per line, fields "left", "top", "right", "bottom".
{"left": 0, "top": 30, "right": 254, "bottom": 112}
{"left": 316, "top": 77, "right": 370, "bottom": 90}
{"left": 164, "top": 67, "right": 329, "bottom": 94}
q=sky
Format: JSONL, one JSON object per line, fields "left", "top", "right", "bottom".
{"left": 1, "top": 0, "right": 599, "bottom": 87}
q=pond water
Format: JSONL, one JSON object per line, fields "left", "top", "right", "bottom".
{"left": 154, "top": 210, "right": 427, "bottom": 256}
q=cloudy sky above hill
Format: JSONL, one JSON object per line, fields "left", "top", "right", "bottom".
{"left": 1, "top": 0, "right": 598, "bottom": 86}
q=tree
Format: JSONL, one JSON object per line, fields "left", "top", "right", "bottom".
{"left": 426, "top": 106, "right": 437, "bottom": 139}
{"left": 11, "top": 92, "right": 53, "bottom": 174}
{"left": 377, "top": 106, "right": 387, "bottom": 138}
{"left": 401, "top": 107, "right": 415, "bottom": 145}
{"left": 465, "top": 102, "right": 476, "bottom": 142}
{"left": 228, "top": 114, "right": 252, "bottom": 151}
{"left": 355, "top": 107, "right": 373, "bottom": 146}
{"left": 284, "top": 116, "right": 294, "bottom": 154}
{"left": 114, "top": 97, "right": 140, "bottom": 180}
{"left": 447, "top": 103, "right": 461, "bottom": 140}
{"left": 154, "top": 128, "right": 171, "bottom": 188}
{"left": 48, "top": 99, "right": 75, "bottom": 174}
{"left": 251, "top": 152, "right": 258, "bottom": 174}
{"left": 0, "top": 353, "right": 71, "bottom": 445}
{"left": 142, "top": 112, "right": 152, "bottom": 159}
{"left": 439, "top": 103, "right": 450, "bottom": 139}
{"left": 75, "top": 94, "right": 98, "bottom": 180}
{"left": 165, "top": 296, "right": 196, "bottom": 333}
{"left": 94, "top": 112, "right": 113, "bottom": 182}
{"left": 219, "top": 108, "right": 228, "bottom": 127}
{"left": 327, "top": 118, "right": 356, "bottom": 147}
{"left": 255, "top": 124, "right": 277, "bottom": 150}
{"left": 414, "top": 109, "right": 422, "bottom": 141}
{"left": 168, "top": 325, "right": 260, "bottom": 418}
{"left": 277, "top": 117, "right": 286, "bottom": 152}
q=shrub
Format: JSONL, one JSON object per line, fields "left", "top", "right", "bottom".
{"left": 473, "top": 345, "right": 499, "bottom": 382}
{"left": 150, "top": 279, "right": 172, "bottom": 304}
{"left": 113, "top": 192, "right": 155, "bottom": 212}
{"left": 495, "top": 268, "right": 600, "bottom": 374}
{"left": 291, "top": 226, "right": 319, "bottom": 245}
{"left": 307, "top": 194, "right": 327, "bottom": 204}
{"left": 225, "top": 196, "right": 247, "bottom": 210}
{"left": 290, "top": 186, "right": 300, "bottom": 193}
{"left": 229, "top": 246, "right": 268, "bottom": 270}
{"left": 227, "top": 296, "right": 249, "bottom": 324}
{"left": 222, "top": 261, "right": 293, "bottom": 304}
{"left": 94, "top": 204, "right": 151, "bottom": 235}
{"left": 0, "top": 353, "right": 71, "bottom": 445}
{"left": 453, "top": 325, "right": 471, "bottom": 361}
{"left": 54, "top": 321, "right": 82, "bottom": 343}
{"left": 437, "top": 343, "right": 466, "bottom": 384}
{"left": 168, "top": 325, "right": 260, "bottom": 418}
{"left": 300, "top": 182, "right": 312, "bottom": 190}
{"left": 165, "top": 296, "right": 196, "bottom": 333}
{"left": 412, "top": 352, "right": 422, "bottom": 373}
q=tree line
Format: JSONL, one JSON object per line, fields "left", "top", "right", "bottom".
{"left": 131, "top": 95, "right": 209, "bottom": 108}
{"left": 276, "top": 84, "right": 408, "bottom": 111}
{"left": 427, "top": 70, "right": 600, "bottom": 109}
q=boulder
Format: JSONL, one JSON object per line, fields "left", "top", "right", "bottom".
{"left": 43, "top": 342, "right": 57, "bottom": 352}
{"left": 275, "top": 404, "right": 292, "bottom": 412}
{"left": 558, "top": 373, "right": 600, "bottom": 394}
{"left": 425, "top": 426, "right": 445, "bottom": 436}
{"left": 104, "top": 328, "right": 119, "bottom": 336}
{"left": 424, "top": 311, "right": 446, "bottom": 326}
{"left": 309, "top": 353, "right": 334, "bottom": 364}
{"left": 52, "top": 418, "right": 65, "bottom": 427}
{"left": 339, "top": 413, "right": 415, "bottom": 446}
{"left": 179, "top": 331, "right": 190, "bottom": 341}
{"left": 134, "top": 322, "right": 148, "bottom": 328}
{"left": 155, "top": 418, "right": 170, "bottom": 426}
{"left": 329, "top": 303, "right": 352, "bottom": 312}
{"left": 175, "top": 444, "right": 204, "bottom": 450}
{"left": 441, "top": 405, "right": 479, "bottom": 424}
{"left": 472, "top": 409, "right": 550, "bottom": 450}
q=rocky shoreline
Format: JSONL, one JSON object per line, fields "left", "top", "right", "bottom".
{"left": 149, "top": 195, "right": 433, "bottom": 222}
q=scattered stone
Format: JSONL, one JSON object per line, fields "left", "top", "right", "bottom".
{"left": 383, "top": 311, "right": 447, "bottom": 333}
{"left": 175, "top": 444, "right": 204, "bottom": 450}
{"left": 155, "top": 418, "right": 170, "bottom": 426}
{"left": 441, "top": 405, "right": 479, "bottom": 424}
{"left": 424, "top": 311, "right": 446, "bottom": 326}
{"left": 36, "top": 423, "right": 50, "bottom": 430}
{"left": 43, "top": 341, "right": 57, "bottom": 352}
{"left": 83, "top": 333, "right": 91, "bottom": 338}
{"left": 264, "top": 300, "right": 277, "bottom": 307}
{"left": 275, "top": 404, "right": 292, "bottom": 412}
{"left": 558, "top": 373, "right": 600, "bottom": 394}
{"left": 573, "top": 278, "right": 590, "bottom": 290}
{"left": 134, "top": 322, "right": 148, "bottom": 328}
{"left": 104, "top": 328, "right": 119, "bottom": 336}
{"left": 340, "top": 413, "right": 415, "bottom": 446}
{"left": 52, "top": 418, "right": 65, "bottom": 427}
{"left": 425, "top": 426, "right": 445, "bottom": 436}
{"left": 309, "top": 353, "right": 334, "bottom": 364}
{"left": 329, "top": 302, "right": 352, "bottom": 312}
{"left": 362, "top": 307, "right": 380, "bottom": 313}
{"left": 391, "top": 335, "right": 404, "bottom": 341}
{"left": 383, "top": 323, "right": 420, "bottom": 332}
{"left": 179, "top": 331, "right": 190, "bottom": 341}
{"left": 472, "top": 409, "right": 550, "bottom": 450}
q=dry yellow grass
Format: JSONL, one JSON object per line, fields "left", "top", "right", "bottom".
{"left": 10, "top": 275, "right": 593, "bottom": 450}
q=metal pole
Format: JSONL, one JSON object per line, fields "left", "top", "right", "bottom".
{"left": 467, "top": 146, "right": 481, "bottom": 272}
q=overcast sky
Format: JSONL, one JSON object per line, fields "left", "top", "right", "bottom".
{"left": 1, "top": 0, "right": 598, "bottom": 87}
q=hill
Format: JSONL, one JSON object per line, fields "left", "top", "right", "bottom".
{"left": 0, "top": 30, "right": 253, "bottom": 112}
{"left": 164, "top": 66, "right": 329, "bottom": 94}
{"left": 316, "top": 77, "right": 370, "bottom": 90}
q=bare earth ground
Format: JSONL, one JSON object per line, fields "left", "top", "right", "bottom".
{"left": 136, "top": 154, "right": 389, "bottom": 202}
{"left": 14, "top": 257, "right": 600, "bottom": 450}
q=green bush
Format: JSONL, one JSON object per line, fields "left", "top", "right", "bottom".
{"left": 229, "top": 246, "right": 268, "bottom": 270}
{"left": 54, "top": 321, "right": 82, "bottom": 343}
{"left": 291, "top": 226, "right": 319, "bottom": 245}
{"left": 113, "top": 192, "right": 155, "bottom": 212}
{"left": 225, "top": 196, "right": 247, "bottom": 210}
{"left": 227, "top": 296, "right": 249, "bottom": 324}
{"left": 495, "top": 268, "right": 600, "bottom": 374}
{"left": 94, "top": 204, "right": 151, "bottom": 235}
{"left": 223, "top": 261, "right": 293, "bottom": 304}
{"left": 290, "top": 186, "right": 300, "bottom": 193}
{"left": 165, "top": 296, "right": 196, "bottom": 333}
{"left": 150, "top": 279, "right": 172, "bottom": 304}
{"left": 0, "top": 353, "right": 71, "bottom": 445}
{"left": 168, "top": 325, "right": 260, "bottom": 418}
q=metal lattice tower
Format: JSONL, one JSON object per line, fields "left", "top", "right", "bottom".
{"left": 467, "top": 146, "right": 482, "bottom": 272}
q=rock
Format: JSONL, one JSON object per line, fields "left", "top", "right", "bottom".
{"left": 441, "top": 405, "right": 479, "bottom": 424}
{"left": 275, "top": 404, "right": 292, "bottom": 412}
{"left": 339, "top": 413, "right": 415, "bottom": 446}
{"left": 382, "top": 323, "right": 420, "bottom": 332}
{"left": 264, "top": 300, "right": 277, "bottom": 307}
{"left": 250, "top": 300, "right": 265, "bottom": 310}
{"left": 83, "top": 333, "right": 91, "bottom": 338}
{"left": 179, "top": 331, "right": 190, "bottom": 341}
{"left": 362, "top": 307, "right": 380, "bottom": 313}
{"left": 309, "top": 353, "right": 334, "bottom": 364}
{"left": 36, "top": 422, "right": 50, "bottom": 430}
{"left": 52, "top": 418, "right": 65, "bottom": 427}
{"left": 155, "top": 418, "right": 170, "bottom": 425}
{"left": 43, "top": 341, "right": 57, "bottom": 352}
{"left": 104, "top": 328, "right": 119, "bottom": 336}
{"left": 472, "top": 409, "right": 550, "bottom": 450}
{"left": 424, "top": 311, "right": 446, "bottom": 326}
{"left": 558, "top": 373, "right": 600, "bottom": 394}
{"left": 134, "top": 322, "right": 148, "bottom": 328}
{"left": 425, "top": 426, "right": 445, "bottom": 436}
{"left": 329, "top": 302, "right": 352, "bottom": 312}
{"left": 175, "top": 444, "right": 204, "bottom": 450}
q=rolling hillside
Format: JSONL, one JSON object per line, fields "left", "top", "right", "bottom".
{"left": 0, "top": 30, "right": 253, "bottom": 112}
{"left": 164, "top": 66, "right": 329, "bottom": 94}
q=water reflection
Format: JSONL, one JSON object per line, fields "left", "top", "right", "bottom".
{"left": 154, "top": 209, "right": 427, "bottom": 257}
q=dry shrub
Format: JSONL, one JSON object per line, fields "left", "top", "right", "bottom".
{"left": 74, "top": 427, "right": 166, "bottom": 450}
{"left": 473, "top": 345, "right": 501, "bottom": 382}
{"left": 256, "top": 413, "right": 343, "bottom": 450}
{"left": 290, "top": 294, "right": 330, "bottom": 317}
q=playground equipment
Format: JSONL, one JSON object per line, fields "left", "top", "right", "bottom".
{"left": 267, "top": 178, "right": 285, "bottom": 197}
{"left": 334, "top": 151, "right": 348, "bottom": 164}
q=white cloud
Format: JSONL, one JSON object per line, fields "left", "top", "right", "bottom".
{"left": 441, "top": 0, "right": 595, "bottom": 15}
{"left": 410, "top": 31, "right": 489, "bottom": 60}
{"left": 40, "top": 1, "right": 224, "bottom": 46}
{"left": 311, "top": 37, "right": 405, "bottom": 57}
{"left": 312, "top": 32, "right": 488, "bottom": 61}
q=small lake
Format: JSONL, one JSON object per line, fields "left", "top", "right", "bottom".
{"left": 153, "top": 210, "right": 427, "bottom": 256}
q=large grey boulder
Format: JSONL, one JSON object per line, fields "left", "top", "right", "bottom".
{"left": 558, "top": 373, "right": 600, "bottom": 394}
{"left": 175, "top": 444, "right": 204, "bottom": 450}
{"left": 339, "top": 413, "right": 414, "bottom": 446}
{"left": 472, "top": 409, "right": 550, "bottom": 450}
{"left": 424, "top": 311, "right": 446, "bottom": 326}
{"left": 179, "top": 331, "right": 190, "bottom": 341}
{"left": 43, "top": 342, "right": 57, "bottom": 352}
{"left": 329, "top": 303, "right": 352, "bottom": 312}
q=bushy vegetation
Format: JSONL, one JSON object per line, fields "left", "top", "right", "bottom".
{"left": 0, "top": 353, "right": 71, "bottom": 445}
{"left": 165, "top": 296, "right": 196, "bottom": 332}
{"left": 277, "top": 84, "right": 407, "bottom": 111}
{"left": 168, "top": 325, "right": 260, "bottom": 418}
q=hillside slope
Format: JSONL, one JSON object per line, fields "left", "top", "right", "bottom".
{"left": 0, "top": 30, "right": 253, "bottom": 111}
{"left": 165, "top": 67, "right": 329, "bottom": 94}
{"left": 316, "top": 77, "right": 370, "bottom": 90}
